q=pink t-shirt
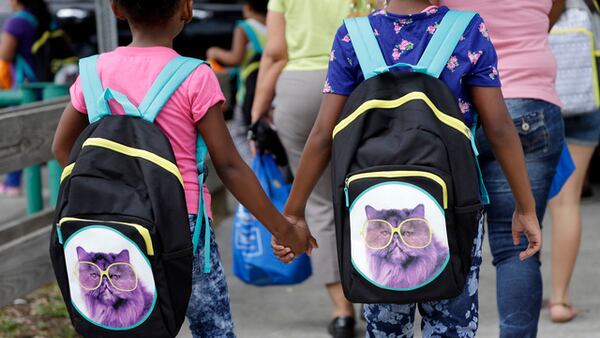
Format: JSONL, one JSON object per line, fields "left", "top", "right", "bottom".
{"left": 70, "top": 47, "right": 225, "bottom": 215}
{"left": 440, "top": 0, "right": 561, "bottom": 107}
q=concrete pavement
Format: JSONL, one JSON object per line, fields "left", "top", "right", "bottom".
{"left": 1, "top": 184, "right": 597, "bottom": 337}
{"left": 178, "top": 192, "right": 600, "bottom": 338}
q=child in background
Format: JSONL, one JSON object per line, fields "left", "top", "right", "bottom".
{"left": 207, "top": 0, "right": 268, "bottom": 165}
{"left": 274, "top": 0, "right": 542, "bottom": 336}
{"left": 51, "top": 0, "right": 315, "bottom": 337}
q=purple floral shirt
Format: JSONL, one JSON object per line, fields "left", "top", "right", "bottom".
{"left": 324, "top": 6, "right": 501, "bottom": 126}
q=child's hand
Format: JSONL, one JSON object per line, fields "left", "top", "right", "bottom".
{"left": 206, "top": 47, "right": 220, "bottom": 61}
{"left": 512, "top": 210, "right": 542, "bottom": 261}
{"left": 272, "top": 216, "right": 318, "bottom": 263}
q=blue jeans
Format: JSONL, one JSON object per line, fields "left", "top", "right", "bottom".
{"left": 476, "top": 99, "right": 564, "bottom": 338}
{"left": 186, "top": 215, "right": 235, "bottom": 338}
{"left": 364, "top": 217, "right": 484, "bottom": 338}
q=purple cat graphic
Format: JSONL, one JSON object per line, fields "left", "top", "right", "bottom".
{"left": 76, "top": 247, "right": 153, "bottom": 328}
{"left": 364, "top": 204, "right": 448, "bottom": 289}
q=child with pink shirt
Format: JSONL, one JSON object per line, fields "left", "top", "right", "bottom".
{"left": 52, "top": 1, "right": 316, "bottom": 337}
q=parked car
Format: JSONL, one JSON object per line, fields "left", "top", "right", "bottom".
{"left": 48, "top": 0, "right": 243, "bottom": 58}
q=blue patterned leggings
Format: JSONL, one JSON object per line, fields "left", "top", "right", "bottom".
{"left": 364, "top": 217, "right": 484, "bottom": 338}
{"left": 186, "top": 215, "right": 235, "bottom": 338}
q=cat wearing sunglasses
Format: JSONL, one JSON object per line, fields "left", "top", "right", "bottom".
{"left": 363, "top": 204, "right": 448, "bottom": 289}
{"left": 75, "top": 247, "right": 153, "bottom": 328}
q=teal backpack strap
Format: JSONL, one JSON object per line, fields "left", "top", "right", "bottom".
{"left": 470, "top": 114, "right": 490, "bottom": 205}
{"left": 238, "top": 20, "right": 264, "bottom": 54}
{"left": 79, "top": 56, "right": 111, "bottom": 123}
{"left": 14, "top": 55, "right": 37, "bottom": 84}
{"left": 13, "top": 11, "right": 38, "bottom": 27}
{"left": 344, "top": 17, "right": 388, "bottom": 80}
{"left": 138, "top": 56, "right": 206, "bottom": 123}
{"left": 192, "top": 135, "right": 212, "bottom": 273}
{"left": 100, "top": 87, "right": 142, "bottom": 118}
{"left": 417, "top": 11, "right": 477, "bottom": 78}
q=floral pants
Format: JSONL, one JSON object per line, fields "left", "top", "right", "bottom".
{"left": 364, "top": 216, "right": 484, "bottom": 338}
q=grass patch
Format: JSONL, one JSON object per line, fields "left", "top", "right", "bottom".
{"left": 0, "top": 283, "right": 80, "bottom": 338}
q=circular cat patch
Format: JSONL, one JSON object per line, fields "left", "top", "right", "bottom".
{"left": 350, "top": 182, "right": 449, "bottom": 290}
{"left": 64, "top": 226, "right": 157, "bottom": 330}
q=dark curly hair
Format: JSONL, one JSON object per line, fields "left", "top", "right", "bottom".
{"left": 114, "top": 0, "right": 184, "bottom": 25}
{"left": 245, "top": 0, "right": 268, "bottom": 15}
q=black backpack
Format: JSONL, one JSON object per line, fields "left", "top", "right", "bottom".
{"left": 14, "top": 11, "right": 78, "bottom": 83}
{"left": 332, "top": 12, "right": 488, "bottom": 304}
{"left": 50, "top": 56, "right": 211, "bottom": 337}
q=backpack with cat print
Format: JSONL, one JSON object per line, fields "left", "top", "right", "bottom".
{"left": 332, "top": 11, "right": 488, "bottom": 304}
{"left": 49, "top": 56, "right": 212, "bottom": 337}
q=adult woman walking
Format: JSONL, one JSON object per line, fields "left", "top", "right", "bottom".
{"left": 250, "top": 1, "right": 378, "bottom": 337}
{"left": 547, "top": 0, "right": 600, "bottom": 323}
{"left": 0, "top": 0, "right": 52, "bottom": 195}
{"left": 437, "top": 0, "right": 566, "bottom": 337}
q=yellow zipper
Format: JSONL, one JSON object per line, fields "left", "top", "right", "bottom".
{"left": 59, "top": 217, "right": 155, "bottom": 256}
{"left": 332, "top": 91, "right": 471, "bottom": 139}
{"left": 346, "top": 170, "right": 448, "bottom": 209}
{"left": 82, "top": 138, "right": 184, "bottom": 186}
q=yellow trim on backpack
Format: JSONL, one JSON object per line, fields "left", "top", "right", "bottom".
{"left": 241, "top": 61, "right": 261, "bottom": 80}
{"left": 82, "top": 138, "right": 184, "bottom": 186}
{"left": 347, "top": 170, "right": 448, "bottom": 209}
{"left": 60, "top": 163, "right": 75, "bottom": 182}
{"left": 332, "top": 92, "right": 471, "bottom": 139}
{"left": 59, "top": 217, "right": 155, "bottom": 256}
{"left": 31, "top": 30, "right": 66, "bottom": 54}
{"left": 551, "top": 28, "right": 600, "bottom": 107}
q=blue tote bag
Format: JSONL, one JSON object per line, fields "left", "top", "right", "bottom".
{"left": 232, "top": 155, "right": 312, "bottom": 286}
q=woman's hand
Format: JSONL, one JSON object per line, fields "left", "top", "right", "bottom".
{"left": 512, "top": 210, "right": 542, "bottom": 260}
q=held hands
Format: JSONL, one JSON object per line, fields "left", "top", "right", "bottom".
{"left": 512, "top": 210, "right": 542, "bottom": 261}
{"left": 271, "top": 215, "right": 318, "bottom": 264}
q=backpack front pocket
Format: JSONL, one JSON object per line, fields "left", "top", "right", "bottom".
{"left": 59, "top": 219, "right": 157, "bottom": 331}
{"left": 344, "top": 166, "right": 451, "bottom": 291}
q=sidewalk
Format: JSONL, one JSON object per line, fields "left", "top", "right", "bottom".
{"left": 178, "top": 193, "right": 600, "bottom": 338}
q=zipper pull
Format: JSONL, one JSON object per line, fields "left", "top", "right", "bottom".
{"left": 56, "top": 223, "right": 64, "bottom": 245}
{"left": 344, "top": 178, "right": 350, "bottom": 208}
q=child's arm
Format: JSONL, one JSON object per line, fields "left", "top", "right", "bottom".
{"left": 198, "top": 103, "right": 317, "bottom": 256}
{"left": 206, "top": 26, "right": 249, "bottom": 67}
{"left": 250, "top": 11, "right": 288, "bottom": 123}
{"left": 549, "top": 0, "right": 566, "bottom": 31}
{"left": 272, "top": 94, "right": 348, "bottom": 263}
{"left": 52, "top": 103, "right": 89, "bottom": 167}
{"left": 471, "top": 86, "right": 542, "bottom": 260}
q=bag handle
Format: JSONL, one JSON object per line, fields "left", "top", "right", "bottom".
{"left": 416, "top": 10, "right": 477, "bottom": 78}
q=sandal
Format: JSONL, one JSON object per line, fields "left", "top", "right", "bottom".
{"left": 548, "top": 302, "right": 578, "bottom": 323}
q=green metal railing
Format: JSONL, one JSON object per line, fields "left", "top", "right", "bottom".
{"left": 0, "top": 83, "right": 68, "bottom": 214}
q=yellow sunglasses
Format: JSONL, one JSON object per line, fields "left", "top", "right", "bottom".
{"left": 360, "top": 218, "right": 432, "bottom": 250}
{"left": 75, "top": 261, "right": 139, "bottom": 292}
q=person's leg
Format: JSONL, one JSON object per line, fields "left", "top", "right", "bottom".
{"left": 476, "top": 99, "right": 564, "bottom": 338}
{"left": 364, "top": 303, "right": 417, "bottom": 338}
{"left": 418, "top": 216, "right": 484, "bottom": 338}
{"left": 548, "top": 144, "right": 595, "bottom": 321}
{"left": 228, "top": 105, "right": 253, "bottom": 166}
{"left": 273, "top": 70, "right": 355, "bottom": 332}
{"left": 186, "top": 216, "right": 235, "bottom": 338}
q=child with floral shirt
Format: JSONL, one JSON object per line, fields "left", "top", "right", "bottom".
{"left": 274, "top": 1, "right": 543, "bottom": 337}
